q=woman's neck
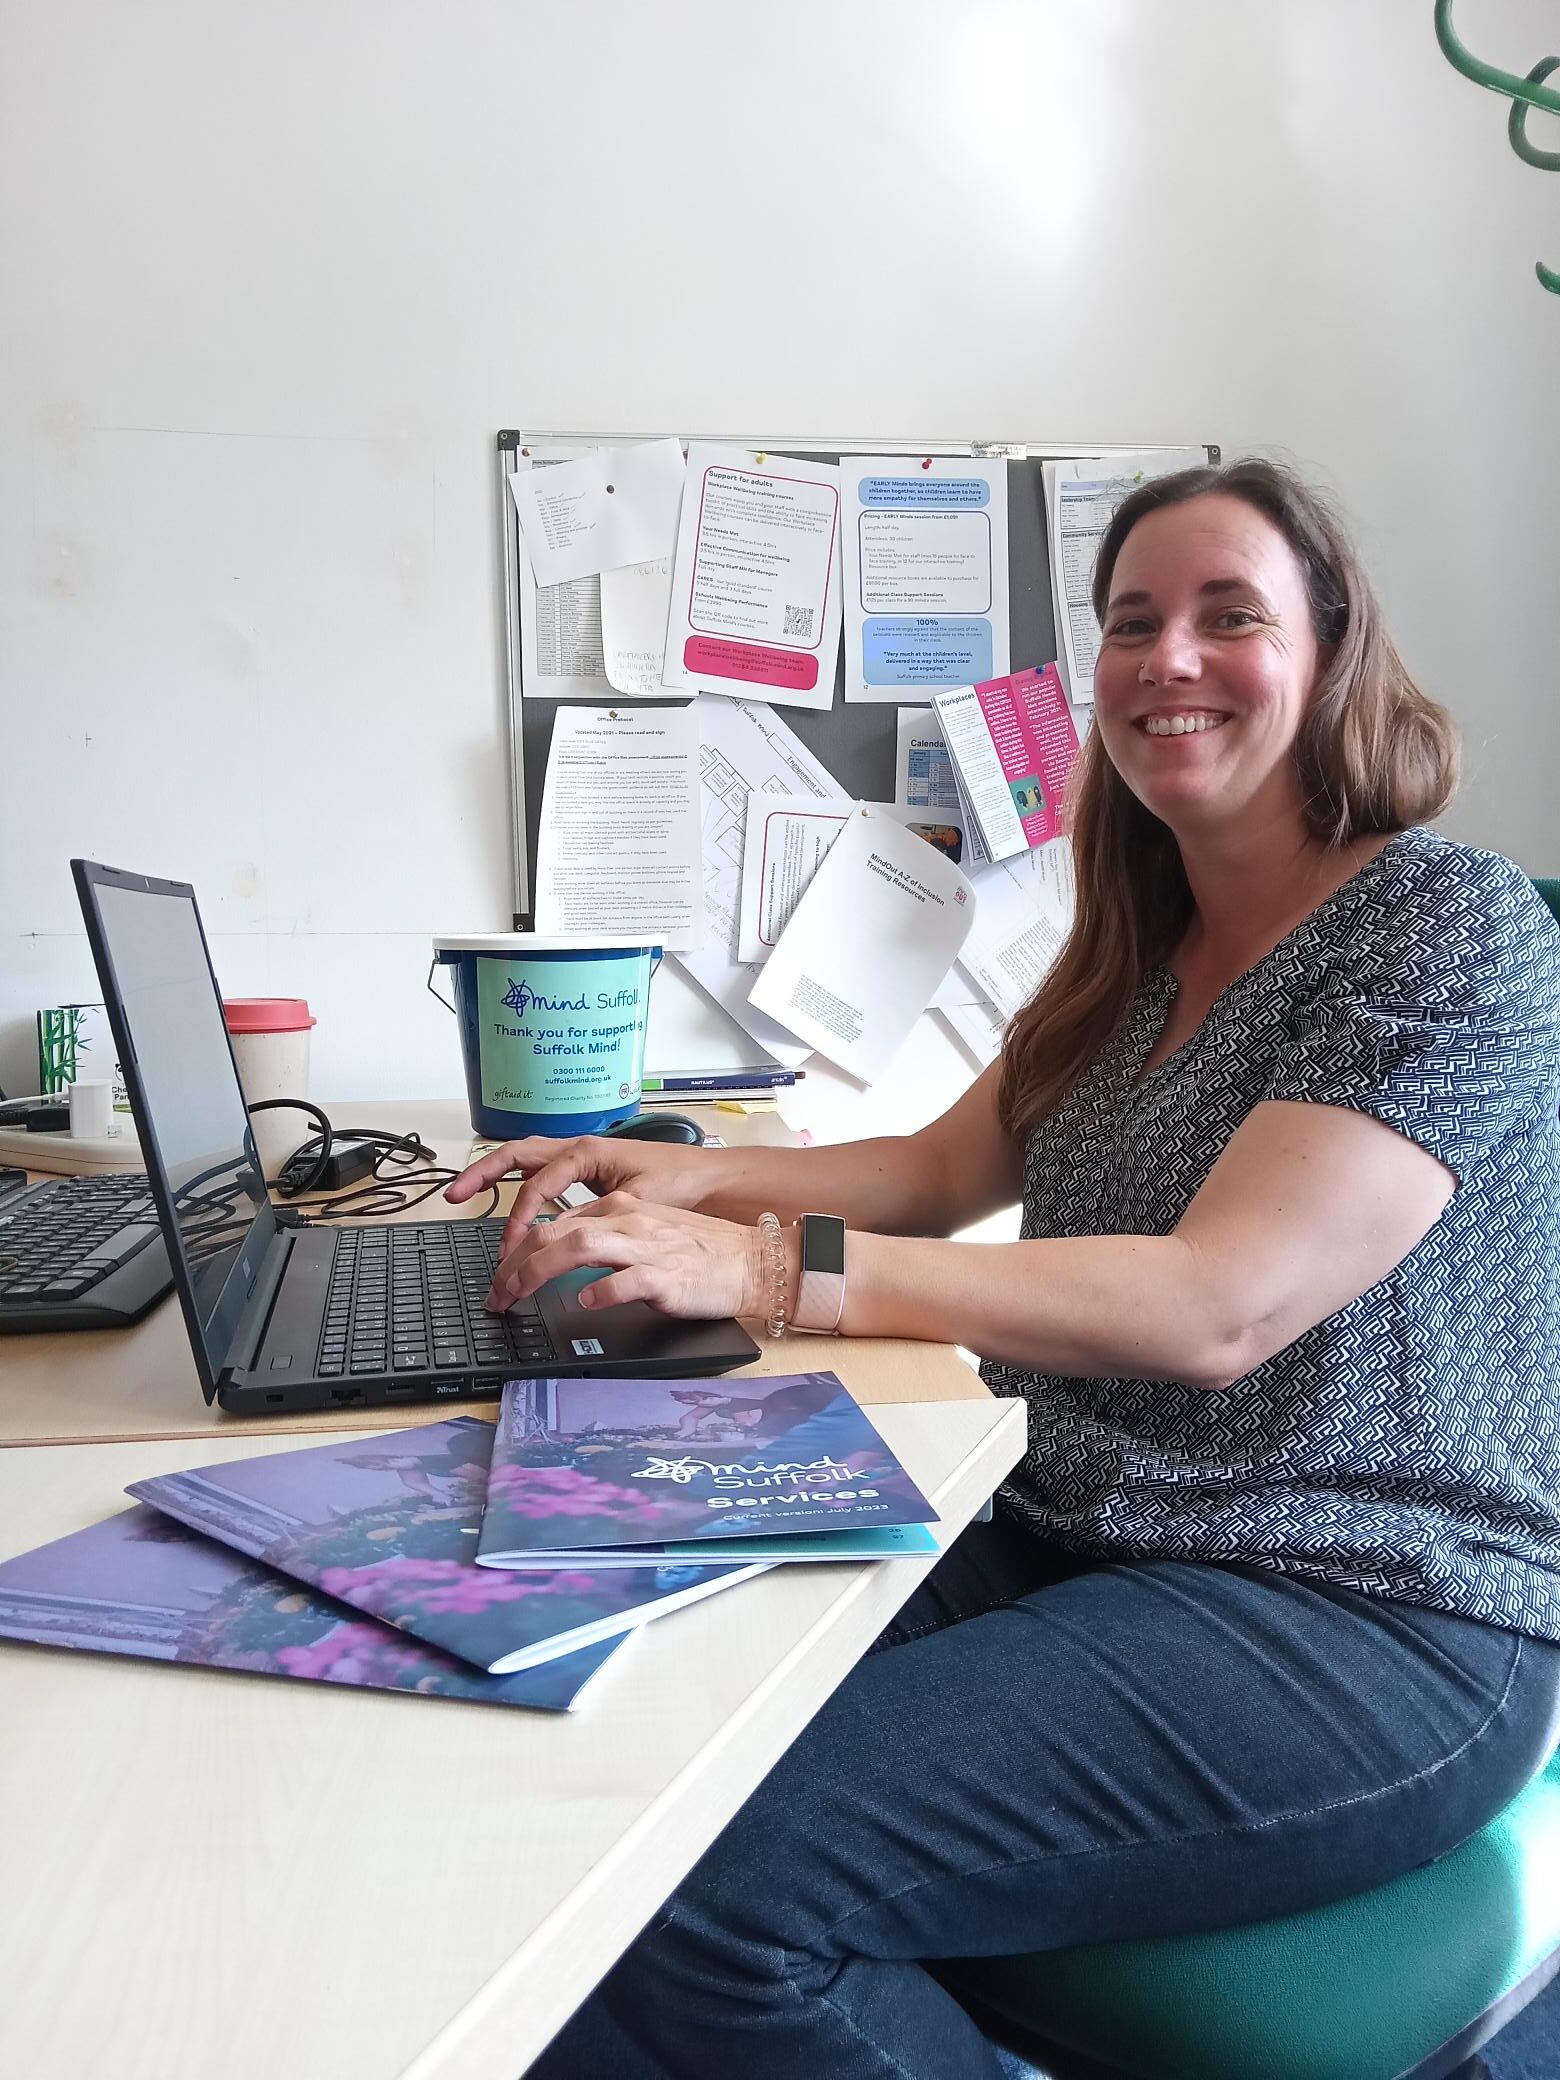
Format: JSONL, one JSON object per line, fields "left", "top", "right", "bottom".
{"left": 1171, "top": 820, "right": 1393, "bottom": 984}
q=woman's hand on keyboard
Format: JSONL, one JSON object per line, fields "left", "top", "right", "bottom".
{"left": 445, "top": 1134, "right": 713, "bottom": 1262}
{"left": 482, "top": 1192, "right": 769, "bottom": 1324}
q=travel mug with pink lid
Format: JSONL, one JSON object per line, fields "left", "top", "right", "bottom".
{"left": 222, "top": 997, "right": 316, "bottom": 1181}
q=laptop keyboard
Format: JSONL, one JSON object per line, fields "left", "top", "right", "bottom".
{"left": 317, "top": 1221, "right": 556, "bottom": 1379}
{"left": 0, "top": 1172, "right": 162, "bottom": 1305}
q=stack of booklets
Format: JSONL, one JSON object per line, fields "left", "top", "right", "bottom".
{"left": 0, "top": 1371, "right": 938, "bottom": 1715}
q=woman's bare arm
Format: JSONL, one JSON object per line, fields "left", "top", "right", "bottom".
{"left": 831, "top": 1099, "right": 1455, "bottom": 1388}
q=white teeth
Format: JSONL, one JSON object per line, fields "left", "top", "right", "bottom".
{"left": 1143, "top": 713, "right": 1226, "bottom": 736}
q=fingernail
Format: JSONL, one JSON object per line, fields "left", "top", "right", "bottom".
{"left": 578, "top": 1288, "right": 594, "bottom": 1309}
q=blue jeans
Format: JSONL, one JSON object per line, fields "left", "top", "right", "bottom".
{"left": 531, "top": 1509, "right": 1560, "bottom": 2077}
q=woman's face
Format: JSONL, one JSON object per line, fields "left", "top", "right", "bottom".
{"left": 1091, "top": 494, "right": 1324, "bottom": 837}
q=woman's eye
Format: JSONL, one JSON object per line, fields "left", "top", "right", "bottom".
{"left": 1106, "top": 617, "right": 1152, "bottom": 638}
{"left": 1212, "top": 607, "right": 1258, "bottom": 629}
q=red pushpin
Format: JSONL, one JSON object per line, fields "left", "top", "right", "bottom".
{"left": 921, "top": 457, "right": 933, "bottom": 469}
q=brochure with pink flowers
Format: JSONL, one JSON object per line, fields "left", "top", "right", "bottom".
{"left": 0, "top": 1504, "right": 621, "bottom": 1712}
{"left": 125, "top": 1416, "right": 766, "bottom": 1677}
{"left": 476, "top": 1372, "right": 939, "bottom": 1567}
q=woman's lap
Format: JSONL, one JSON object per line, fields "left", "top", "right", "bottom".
{"left": 533, "top": 1514, "right": 1560, "bottom": 2078}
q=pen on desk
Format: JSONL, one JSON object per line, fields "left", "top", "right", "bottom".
{"left": 640, "top": 1070, "right": 802, "bottom": 1093}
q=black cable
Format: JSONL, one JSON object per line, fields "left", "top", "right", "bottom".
{"left": 247, "top": 1098, "right": 337, "bottom": 1194}
{"left": 246, "top": 1098, "right": 501, "bottom": 1222}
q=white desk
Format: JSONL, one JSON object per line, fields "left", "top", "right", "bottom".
{"left": 0, "top": 1394, "right": 1025, "bottom": 2079}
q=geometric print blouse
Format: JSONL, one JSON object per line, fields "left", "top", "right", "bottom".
{"left": 983, "top": 828, "right": 1560, "bottom": 1639}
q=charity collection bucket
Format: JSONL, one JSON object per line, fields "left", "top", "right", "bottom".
{"left": 222, "top": 997, "right": 316, "bottom": 1179}
{"left": 430, "top": 935, "right": 661, "bottom": 1141}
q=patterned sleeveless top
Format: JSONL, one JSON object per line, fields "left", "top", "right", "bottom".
{"left": 983, "top": 828, "right": 1560, "bottom": 1638}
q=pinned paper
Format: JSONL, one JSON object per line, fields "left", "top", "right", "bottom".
{"left": 749, "top": 809, "right": 974, "bottom": 1083}
{"left": 509, "top": 437, "right": 687, "bottom": 587}
{"left": 957, "top": 842, "right": 1076, "bottom": 1021}
{"left": 676, "top": 696, "right": 848, "bottom": 1066}
{"left": 933, "top": 665, "right": 1079, "bottom": 864}
{"left": 534, "top": 705, "right": 702, "bottom": 949}
{"left": 1043, "top": 449, "right": 1207, "bottom": 701}
{"left": 661, "top": 445, "right": 842, "bottom": 711}
{"left": 738, "top": 795, "right": 853, "bottom": 961}
{"left": 601, "top": 557, "right": 675, "bottom": 698}
{"left": 842, "top": 456, "right": 1011, "bottom": 702}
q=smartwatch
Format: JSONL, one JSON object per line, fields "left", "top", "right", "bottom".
{"left": 792, "top": 1213, "right": 847, "bottom": 1334}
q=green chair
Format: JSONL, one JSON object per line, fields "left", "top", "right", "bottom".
{"left": 949, "top": 1744, "right": 1560, "bottom": 2079}
{"left": 945, "top": 874, "right": 1560, "bottom": 2080}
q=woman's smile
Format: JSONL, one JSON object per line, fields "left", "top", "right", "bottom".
{"left": 1136, "top": 709, "right": 1231, "bottom": 737}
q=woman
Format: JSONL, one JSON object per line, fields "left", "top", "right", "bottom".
{"left": 449, "top": 460, "right": 1560, "bottom": 2078}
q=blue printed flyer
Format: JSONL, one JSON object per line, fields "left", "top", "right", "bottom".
{"left": 476, "top": 1372, "right": 939, "bottom": 1566}
{"left": 841, "top": 456, "right": 1011, "bottom": 702}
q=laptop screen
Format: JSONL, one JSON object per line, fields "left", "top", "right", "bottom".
{"left": 86, "top": 873, "right": 270, "bottom": 1368}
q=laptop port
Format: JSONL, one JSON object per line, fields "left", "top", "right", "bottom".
{"left": 383, "top": 1383, "right": 416, "bottom": 1399}
{"left": 266, "top": 1393, "right": 284, "bottom": 1405}
{"left": 328, "top": 1387, "right": 363, "bottom": 1405}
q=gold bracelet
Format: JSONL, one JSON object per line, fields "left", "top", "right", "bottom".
{"left": 756, "top": 1211, "right": 789, "bottom": 1338}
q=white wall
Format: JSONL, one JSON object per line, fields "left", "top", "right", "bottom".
{"left": 4, "top": 0, "right": 1558, "bottom": 1129}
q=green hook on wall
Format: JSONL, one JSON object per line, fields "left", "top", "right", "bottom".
{"left": 1435, "top": 0, "right": 1560, "bottom": 292}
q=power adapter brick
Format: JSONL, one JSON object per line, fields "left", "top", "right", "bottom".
{"left": 278, "top": 1138, "right": 381, "bottom": 1195}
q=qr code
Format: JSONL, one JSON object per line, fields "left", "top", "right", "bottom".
{"left": 783, "top": 603, "right": 814, "bottom": 640}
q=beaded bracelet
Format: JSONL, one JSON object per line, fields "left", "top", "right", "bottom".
{"left": 755, "top": 1210, "right": 789, "bottom": 1338}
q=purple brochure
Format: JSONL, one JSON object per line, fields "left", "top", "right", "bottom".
{"left": 478, "top": 1372, "right": 938, "bottom": 1565}
{"left": 0, "top": 1505, "right": 620, "bottom": 1711}
{"left": 127, "top": 1415, "right": 765, "bottom": 1676}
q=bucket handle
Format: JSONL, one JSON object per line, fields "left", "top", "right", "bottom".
{"left": 426, "top": 959, "right": 455, "bottom": 1014}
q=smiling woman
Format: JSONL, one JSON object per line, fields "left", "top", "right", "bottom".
{"left": 478, "top": 459, "right": 1560, "bottom": 2080}
{"left": 1000, "top": 458, "right": 1459, "bottom": 1136}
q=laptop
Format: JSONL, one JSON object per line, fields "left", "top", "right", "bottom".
{"left": 72, "top": 860, "right": 760, "bottom": 1414}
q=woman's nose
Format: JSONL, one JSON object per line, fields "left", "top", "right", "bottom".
{"left": 1137, "top": 622, "right": 1201, "bottom": 688}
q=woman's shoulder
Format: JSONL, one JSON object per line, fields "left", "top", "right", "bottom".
{"left": 1323, "top": 826, "right": 1560, "bottom": 1002}
{"left": 1362, "top": 823, "right": 1525, "bottom": 902}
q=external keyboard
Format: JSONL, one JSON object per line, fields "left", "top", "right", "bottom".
{"left": 0, "top": 1171, "right": 173, "bottom": 1333}
{"left": 318, "top": 1221, "right": 555, "bottom": 1379}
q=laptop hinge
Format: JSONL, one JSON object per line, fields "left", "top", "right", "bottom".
{"left": 220, "top": 1223, "right": 296, "bottom": 1382}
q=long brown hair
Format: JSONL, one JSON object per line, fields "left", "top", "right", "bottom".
{"left": 997, "top": 458, "right": 1459, "bottom": 1139}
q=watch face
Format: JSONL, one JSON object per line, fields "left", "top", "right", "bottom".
{"left": 803, "top": 1214, "right": 846, "bottom": 1276}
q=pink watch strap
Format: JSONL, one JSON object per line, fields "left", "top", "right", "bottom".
{"left": 792, "top": 1213, "right": 847, "bottom": 1334}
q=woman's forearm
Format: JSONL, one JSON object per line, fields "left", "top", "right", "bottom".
{"left": 833, "top": 1230, "right": 1247, "bottom": 1391}
{"left": 687, "top": 1058, "right": 1018, "bottom": 1242}
{"left": 692, "top": 1134, "right": 949, "bottom": 1236}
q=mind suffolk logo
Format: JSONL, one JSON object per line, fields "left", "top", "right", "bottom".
{"left": 500, "top": 975, "right": 590, "bottom": 1016}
